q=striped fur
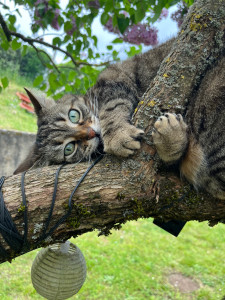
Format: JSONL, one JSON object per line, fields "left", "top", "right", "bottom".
{"left": 153, "top": 55, "right": 225, "bottom": 200}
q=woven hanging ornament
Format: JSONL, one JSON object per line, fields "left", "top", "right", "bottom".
{"left": 31, "top": 241, "right": 87, "bottom": 300}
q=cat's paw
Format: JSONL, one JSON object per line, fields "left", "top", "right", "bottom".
{"left": 152, "top": 113, "right": 188, "bottom": 163}
{"left": 103, "top": 124, "right": 144, "bottom": 157}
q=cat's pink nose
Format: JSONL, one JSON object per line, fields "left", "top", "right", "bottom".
{"left": 87, "top": 128, "right": 96, "bottom": 139}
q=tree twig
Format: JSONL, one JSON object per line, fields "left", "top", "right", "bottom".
{"left": 32, "top": 44, "right": 60, "bottom": 73}
{"left": 0, "top": 12, "right": 11, "bottom": 42}
{"left": 0, "top": 12, "right": 111, "bottom": 68}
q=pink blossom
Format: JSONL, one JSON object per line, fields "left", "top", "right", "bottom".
{"left": 104, "top": 18, "right": 120, "bottom": 34}
{"left": 171, "top": 2, "right": 189, "bottom": 28}
{"left": 104, "top": 17, "right": 158, "bottom": 46}
{"left": 158, "top": 8, "right": 168, "bottom": 20}
{"left": 87, "top": 1, "right": 100, "bottom": 9}
{"left": 51, "top": 9, "right": 60, "bottom": 30}
{"left": 34, "top": 0, "right": 61, "bottom": 31}
{"left": 124, "top": 24, "right": 158, "bottom": 46}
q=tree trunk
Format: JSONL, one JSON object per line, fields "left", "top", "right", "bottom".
{"left": 1, "top": 0, "right": 225, "bottom": 264}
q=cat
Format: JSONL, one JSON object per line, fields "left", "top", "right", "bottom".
{"left": 14, "top": 40, "right": 225, "bottom": 200}
{"left": 14, "top": 39, "right": 173, "bottom": 173}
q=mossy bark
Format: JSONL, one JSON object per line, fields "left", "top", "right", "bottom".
{"left": 0, "top": 0, "right": 225, "bottom": 264}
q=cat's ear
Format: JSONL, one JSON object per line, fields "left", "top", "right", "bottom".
{"left": 24, "top": 88, "right": 55, "bottom": 115}
{"left": 14, "top": 144, "right": 40, "bottom": 175}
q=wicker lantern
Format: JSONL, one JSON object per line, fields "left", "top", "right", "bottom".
{"left": 31, "top": 241, "right": 87, "bottom": 300}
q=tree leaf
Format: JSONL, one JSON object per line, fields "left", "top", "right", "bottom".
{"left": 59, "top": 72, "right": 66, "bottom": 84}
{"left": 112, "top": 38, "right": 123, "bottom": 43}
{"left": 53, "top": 37, "right": 61, "bottom": 46}
{"left": 8, "top": 15, "right": 16, "bottom": 25}
{"left": 68, "top": 70, "right": 77, "bottom": 81}
{"left": 45, "top": 63, "right": 54, "bottom": 69}
{"left": 117, "top": 17, "right": 129, "bottom": 34}
{"left": 92, "top": 35, "right": 98, "bottom": 47}
{"left": 101, "top": 12, "right": 109, "bottom": 25}
{"left": 40, "top": 84, "right": 47, "bottom": 91}
{"left": 135, "top": 2, "right": 148, "bottom": 23}
{"left": 1, "top": 77, "right": 9, "bottom": 89}
{"left": 48, "top": 73, "right": 58, "bottom": 90}
{"left": 65, "top": 84, "right": 72, "bottom": 92}
{"left": 21, "top": 45, "right": 28, "bottom": 56}
{"left": 33, "top": 75, "right": 43, "bottom": 87}
{"left": 1, "top": 41, "right": 9, "bottom": 50}
{"left": 64, "top": 21, "right": 72, "bottom": 32}
{"left": 11, "top": 39, "right": 21, "bottom": 50}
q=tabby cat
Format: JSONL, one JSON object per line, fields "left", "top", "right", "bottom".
{"left": 14, "top": 39, "right": 225, "bottom": 200}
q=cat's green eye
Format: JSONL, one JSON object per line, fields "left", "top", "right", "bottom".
{"left": 64, "top": 142, "right": 76, "bottom": 156}
{"left": 69, "top": 109, "right": 80, "bottom": 123}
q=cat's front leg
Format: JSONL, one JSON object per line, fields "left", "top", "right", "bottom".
{"left": 99, "top": 99, "right": 144, "bottom": 157}
{"left": 152, "top": 113, "right": 188, "bottom": 163}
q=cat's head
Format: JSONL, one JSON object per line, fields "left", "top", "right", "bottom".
{"left": 14, "top": 89, "right": 101, "bottom": 174}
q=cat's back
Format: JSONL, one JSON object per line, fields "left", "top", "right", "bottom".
{"left": 186, "top": 55, "right": 225, "bottom": 196}
{"left": 186, "top": 55, "right": 225, "bottom": 145}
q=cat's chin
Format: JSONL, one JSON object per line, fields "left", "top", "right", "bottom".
{"left": 91, "top": 136, "right": 104, "bottom": 158}
{"left": 83, "top": 135, "right": 102, "bottom": 160}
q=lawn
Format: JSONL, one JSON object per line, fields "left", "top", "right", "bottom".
{"left": 0, "top": 79, "right": 224, "bottom": 299}
{"left": 0, "top": 221, "right": 224, "bottom": 300}
{"left": 0, "top": 80, "right": 37, "bottom": 133}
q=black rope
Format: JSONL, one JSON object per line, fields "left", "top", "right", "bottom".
{"left": 21, "top": 171, "right": 29, "bottom": 250}
{"left": 0, "top": 154, "right": 104, "bottom": 256}
{"left": 37, "top": 163, "right": 66, "bottom": 243}
{"left": 38, "top": 154, "right": 103, "bottom": 242}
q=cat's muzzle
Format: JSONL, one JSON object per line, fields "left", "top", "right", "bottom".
{"left": 87, "top": 127, "right": 97, "bottom": 140}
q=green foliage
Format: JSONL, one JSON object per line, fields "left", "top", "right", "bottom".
{"left": 1, "top": 77, "right": 9, "bottom": 89}
{"left": 125, "top": 45, "right": 143, "bottom": 57}
{"left": 0, "top": 45, "right": 20, "bottom": 73}
{"left": 0, "top": 40, "right": 46, "bottom": 87}
{"left": 19, "top": 47, "right": 47, "bottom": 80}
{"left": 11, "top": 38, "right": 21, "bottom": 50}
{"left": 0, "top": 81, "right": 36, "bottom": 132}
{"left": 0, "top": 0, "right": 187, "bottom": 96}
{"left": 183, "top": 0, "right": 195, "bottom": 6}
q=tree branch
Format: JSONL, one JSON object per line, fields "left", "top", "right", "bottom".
{"left": 32, "top": 44, "right": 60, "bottom": 74}
{"left": 0, "top": 12, "right": 11, "bottom": 41}
{"left": 0, "top": 12, "right": 110, "bottom": 68}
{"left": 0, "top": 0, "right": 225, "bottom": 265}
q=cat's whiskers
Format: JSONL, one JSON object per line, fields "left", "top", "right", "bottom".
{"left": 74, "top": 157, "right": 83, "bottom": 166}
{"left": 88, "top": 154, "right": 92, "bottom": 166}
{"left": 30, "top": 155, "right": 46, "bottom": 171}
{"left": 94, "top": 95, "right": 99, "bottom": 117}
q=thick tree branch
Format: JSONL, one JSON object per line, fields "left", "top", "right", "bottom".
{"left": 0, "top": 0, "right": 225, "bottom": 264}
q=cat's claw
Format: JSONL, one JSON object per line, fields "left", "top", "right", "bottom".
{"left": 152, "top": 113, "right": 188, "bottom": 163}
{"left": 103, "top": 125, "right": 144, "bottom": 157}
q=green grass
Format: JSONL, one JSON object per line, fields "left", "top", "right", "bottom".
{"left": 0, "top": 80, "right": 37, "bottom": 132}
{"left": 0, "top": 220, "right": 224, "bottom": 300}
{"left": 0, "top": 78, "right": 224, "bottom": 299}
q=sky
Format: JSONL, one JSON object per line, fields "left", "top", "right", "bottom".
{"left": 2, "top": 1, "right": 179, "bottom": 63}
